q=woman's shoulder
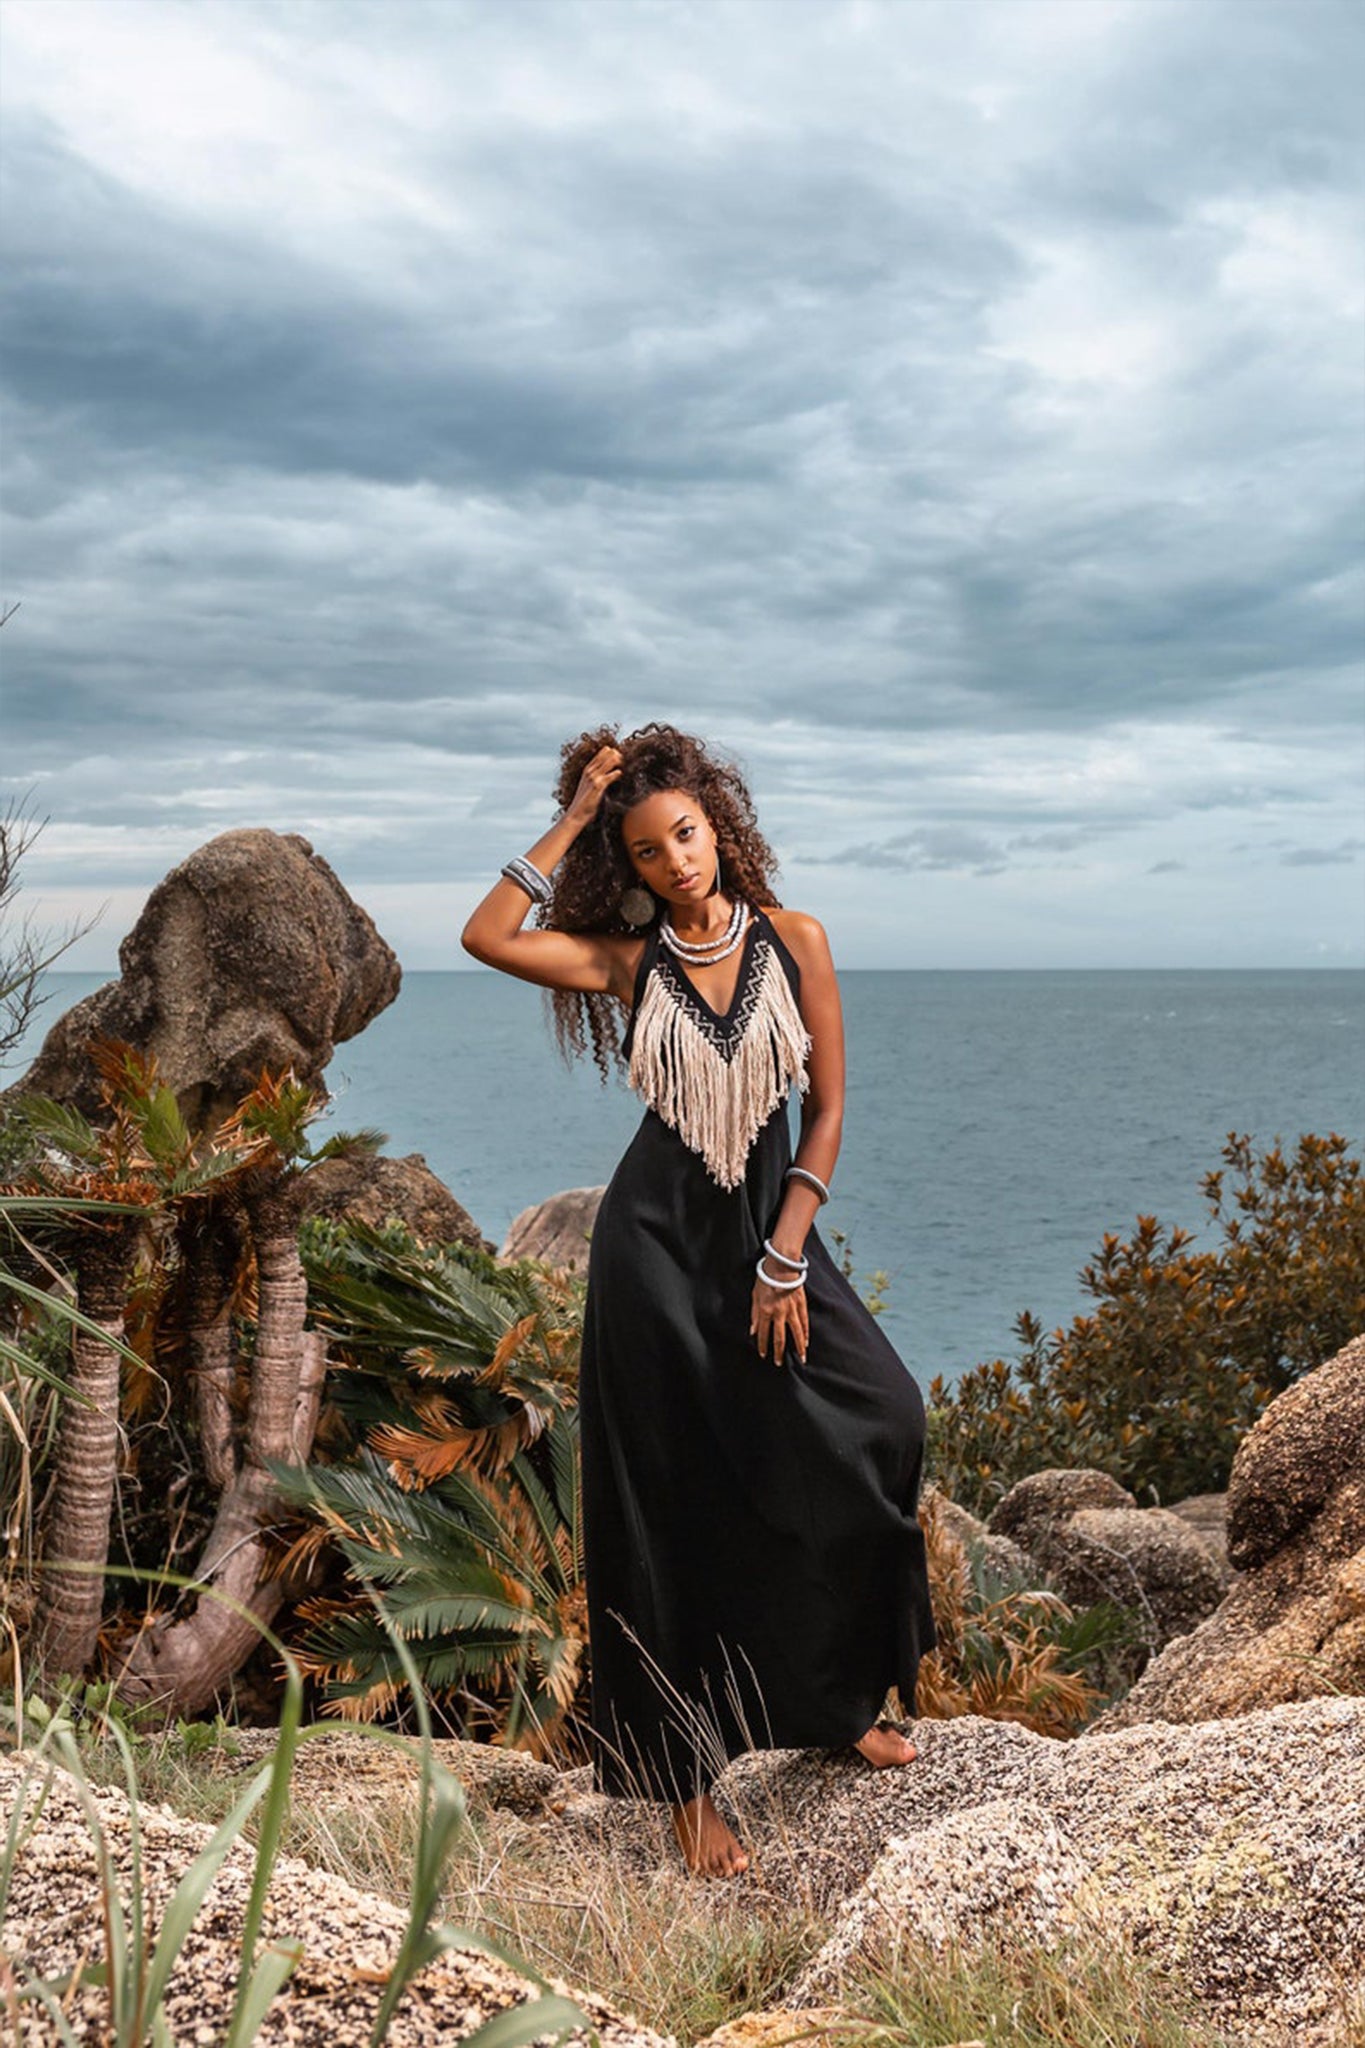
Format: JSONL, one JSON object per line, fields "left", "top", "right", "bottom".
{"left": 754, "top": 905, "right": 832, "bottom": 965}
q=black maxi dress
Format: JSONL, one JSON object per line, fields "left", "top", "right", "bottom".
{"left": 578, "top": 901, "right": 937, "bottom": 1804}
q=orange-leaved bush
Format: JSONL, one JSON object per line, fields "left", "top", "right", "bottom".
{"left": 927, "top": 1131, "right": 1364, "bottom": 1517}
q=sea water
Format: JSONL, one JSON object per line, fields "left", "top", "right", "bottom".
{"left": 10, "top": 970, "right": 1362, "bottom": 1390}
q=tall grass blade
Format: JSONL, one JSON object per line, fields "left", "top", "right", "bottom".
{"left": 222, "top": 1646, "right": 307, "bottom": 2048}
{"left": 222, "top": 1939, "right": 305, "bottom": 2044}
{"left": 142, "top": 1760, "right": 280, "bottom": 2024}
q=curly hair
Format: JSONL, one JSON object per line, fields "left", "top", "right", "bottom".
{"left": 537, "top": 721, "right": 784, "bottom": 1082}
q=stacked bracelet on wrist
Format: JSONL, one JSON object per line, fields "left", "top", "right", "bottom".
{"left": 784, "top": 1163, "right": 830, "bottom": 1204}
{"left": 755, "top": 1236, "right": 809, "bottom": 1291}
{"left": 500, "top": 855, "right": 554, "bottom": 905}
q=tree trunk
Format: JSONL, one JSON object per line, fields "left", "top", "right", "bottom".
{"left": 116, "top": 1186, "right": 325, "bottom": 1714}
{"left": 182, "top": 1209, "right": 246, "bottom": 1492}
{"left": 33, "top": 1233, "right": 137, "bottom": 1678}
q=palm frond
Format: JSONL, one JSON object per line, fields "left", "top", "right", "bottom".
{"left": 2, "top": 1093, "right": 102, "bottom": 1165}
{"left": 280, "top": 1414, "right": 590, "bottom": 1745}
{"left": 304, "top": 1127, "right": 389, "bottom": 1164}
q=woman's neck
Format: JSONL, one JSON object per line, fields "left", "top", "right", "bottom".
{"left": 665, "top": 891, "right": 738, "bottom": 940}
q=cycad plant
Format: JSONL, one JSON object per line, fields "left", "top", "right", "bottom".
{"left": 910, "top": 1485, "right": 1131, "bottom": 1734}
{"left": 3, "top": 1040, "right": 271, "bottom": 1677}
{"left": 0, "top": 1186, "right": 146, "bottom": 1677}
{"left": 279, "top": 1220, "right": 590, "bottom": 1758}
{"left": 115, "top": 1065, "right": 385, "bottom": 1714}
{"left": 3, "top": 1042, "right": 386, "bottom": 1712}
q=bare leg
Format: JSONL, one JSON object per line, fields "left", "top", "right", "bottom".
{"left": 670, "top": 1790, "right": 750, "bottom": 1876}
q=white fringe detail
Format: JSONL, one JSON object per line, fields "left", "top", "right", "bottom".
{"left": 628, "top": 933, "right": 812, "bottom": 1190}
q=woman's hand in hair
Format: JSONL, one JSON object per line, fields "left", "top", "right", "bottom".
{"left": 565, "top": 744, "right": 623, "bottom": 830}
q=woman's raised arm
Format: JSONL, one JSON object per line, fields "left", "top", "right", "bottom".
{"left": 460, "top": 744, "right": 636, "bottom": 997}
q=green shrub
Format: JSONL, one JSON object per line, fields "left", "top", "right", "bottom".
{"left": 282, "top": 1218, "right": 588, "bottom": 1752}
{"left": 927, "top": 1131, "right": 1365, "bottom": 1517}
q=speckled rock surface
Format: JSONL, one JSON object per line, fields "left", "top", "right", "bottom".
{"left": 1228, "top": 1333, "right": 1365, "bottom": 1570}
{"left": 768, "top": 1696, "right": 1364, "bottom": 2047}
{"left": 301, "top": 1151, "right": 492, "bottom": 1252}
{"left": 1044, "top": 1503, "right": 1230, "bottom": 1640}
{"left": 985, "top": 1469, "right": 1229, "bottom": 1655}
{"left": 1089, "top": 1333, "right": 1365, "bottom": 1728}
{"left": 1164, "top": 1491, "right": 1230, "bottom": 1572}
{"left": 987, "top": 1467, "right": 1138, "bottom": 1552}
{"left": 10, "top": 1696, "right": 1361, "bottom": 2047}
{"left": 498, "top": 1187, "right": 605, "bottom": 1272}
{"left": 227, "top": 1726, "right": 564, "bottom": 1820}
{"left": 0, "top": 1750, "right": 671, "bottom": 2048}
{"left": 3, "top": 827, "right": 400, "bottom": 1131}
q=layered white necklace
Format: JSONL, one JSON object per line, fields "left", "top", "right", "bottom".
{"left": 628, "top": 902, "right": 813, "bottom": 1189}
{"left": 657, "top": 894, "right": 750, "bottom": 965}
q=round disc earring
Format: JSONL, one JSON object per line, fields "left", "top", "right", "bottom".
{"left": 620, "top": 885, "right": 655, "bottom": 926}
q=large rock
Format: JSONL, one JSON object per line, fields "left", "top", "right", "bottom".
{"left": 6, "top": 829, "right": 400, "bottom": 1130}
{"left": 498, "top": 1187, "right": 604, "bottom": 1272}
{"left": 303, "top": 1151, "right": 492, "bottom": 1251}
{"left": 767, "top": 1697, "right": 1364, "bottom": 2046}
{"left": 1087, "top": 1332, "right": 1365, "bottom": 1730}
{"left": 987, "top": 1467, "right": 1138, "bottom": 1551}
{"left": 1043, "top": 1504, "right": 1229, "bottom": 1645}
{"left": 28, "top": 1696, "right": 1361, "bottom": 2048}
{"left": 543, "top": 1698, "right": 1364, "bottom": 2045}
{"left": 1227, "top": 1330, "right": 1365, "bottom": 1570}
{"left": 1163, "top": 1490, "right": 1230, "bottom": 1572}
{"left": 0, "top": 1748, "right": 669, "bottom": 2048}
{"left": 987, "top": 1469, "right": 1229, "bottom": 1654}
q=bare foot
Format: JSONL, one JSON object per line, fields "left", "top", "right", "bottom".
{"left": 670, "top": 1790, "right": 750, "bottom": 1877}
{"left": 854, "top": 1719, "right": 919, "bottom": 1767}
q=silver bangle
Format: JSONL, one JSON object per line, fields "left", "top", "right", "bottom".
{"left": 762, "top": 1236, "right": 808, "bottom": 1272}
{"left": 755, "top": 1254, "right": 805, "bottom": 1291}
{"left": 500, "top": 855, "right": 553, "bottom": 905}
{"left": 784, "top": 1164, "right": 830, "bottom": 1204}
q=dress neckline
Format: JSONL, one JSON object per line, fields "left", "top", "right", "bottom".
{"left": 660, "top": 904, "right": 761, "bottom": 1026}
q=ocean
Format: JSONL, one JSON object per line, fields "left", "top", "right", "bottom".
{"left": 10, "top": 970, "right": 1363, "bottom": 1391}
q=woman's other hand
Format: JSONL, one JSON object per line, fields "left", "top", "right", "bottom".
{"left": 750, "top": 1273, "right": 808, "bottom": 1367}
{"left": 565, "top": 744, "right": 623, "bottom": 830}
{"left": 460, "top": 741, "right": 630, "bottom": 992}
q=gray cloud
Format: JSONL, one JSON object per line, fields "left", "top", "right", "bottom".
{"left": 1281, "top": 839, "right": 1365, "bottom": 865}
{"left": 1, "top": 0, "right": 1361, "bottom": 965}
{"left": 823, "top": 820, "right": 1108, "bottom": 875}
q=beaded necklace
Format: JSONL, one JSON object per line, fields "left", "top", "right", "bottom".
{"left": 626, "top": 906, "right": 811, "bottom": 1190}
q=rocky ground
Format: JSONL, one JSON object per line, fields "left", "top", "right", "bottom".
{"left": 0, "top": 1743, "right": 665, "bottom": 2048}
{"left": 5, "top": 1692, "right": 1363, "bottom": 2047}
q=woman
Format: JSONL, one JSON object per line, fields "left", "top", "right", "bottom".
{"left": 461, "top": 722, "right": 937, "bottom": 1878}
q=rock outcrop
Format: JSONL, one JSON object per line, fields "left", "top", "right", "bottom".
{"left": 6, "top": 828, "right": 400, "bottom": 1130}
{"left": 498, "top": 1187, "right": 605, "bottom": 1271}
{"left": 986, "top": 1467, "right": 1229, "bottom": 1653}
{"left": 9, "top": 1694, "right": 1361, "bottom": 2048}
{"left": 1163, "top": 1490, "right": 1229, "bottom": 1572}
{"left": 303, "top": 1150, "right": 492, "bottom": 1251}
{"left": 1087, "top": 1332, "right": 1365, "bottom": 1729}
{"left": 768, "top": 1696, "right": 1364, "bottom": 2046}
{"left": 207, "top": 1699, "right": 1365, "bottom": 2048}
{"left": 0, "top": 1748, "right": 669, "bottom": 2048}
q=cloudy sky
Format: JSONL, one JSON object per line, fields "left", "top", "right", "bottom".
{"left": 1, "top": 0, "right": 1361, "bottom": 970}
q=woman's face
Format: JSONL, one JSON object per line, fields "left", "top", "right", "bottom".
{"left": 620, "top": 787, "right": 719, "bottom": 908}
